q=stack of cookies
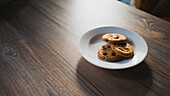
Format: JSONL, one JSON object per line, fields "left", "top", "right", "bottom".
{"left": 98, "top": 33, "right": 134, "bottom": 62}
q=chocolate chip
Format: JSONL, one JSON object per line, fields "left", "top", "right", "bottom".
{"left": 103, "top": 57, "right": 105, "bottom": 59}
{"left": 119, "top": 48, "right": 123, "bottom": 51}
{"left": 123, "top": 43, "right": 126, "bottom": 46}
{"left": 123, "top": 47, "right": 128, "bottom": 50}
{"left": 112, "top": 53, "right": 116, "bottom": 56}
{"left": 103, "top": 53, "right": 107, "bottom": 55}
{"left": 108, "top": 46, "right": 111, "bottom": 48}
{"left": 104, "top": 39, "right": 108, "bottom": 41}
{"left": 113, "top": 43, "right": 116, "bottom": 45}
{"left": 114, "top": 37, "right": 119, "bottom": 39}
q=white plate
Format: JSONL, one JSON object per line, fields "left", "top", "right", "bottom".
{"left": 79, "top": 26, "right": 148, "bottom": 69}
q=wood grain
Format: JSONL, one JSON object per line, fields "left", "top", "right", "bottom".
{"left": 0, "top": 0, "right": 170, "bottom": 96}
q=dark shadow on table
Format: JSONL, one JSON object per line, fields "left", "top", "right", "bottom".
{"left": 76, "top": 57, "right": 153, "bottom": 96}
{"left": 0, "top": 0, "right": 30, "bottom": 20}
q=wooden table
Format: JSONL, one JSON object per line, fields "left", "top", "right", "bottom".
{"left": 0, "top": 0, "right": 170, "bottom": 96}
